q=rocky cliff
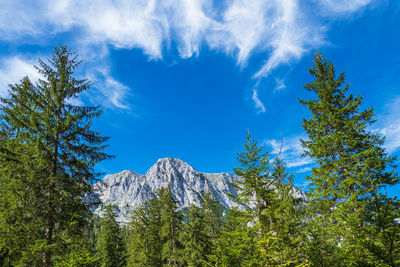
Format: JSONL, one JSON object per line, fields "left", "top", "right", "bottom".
{"left": 94, "top": 157, "right": 239, "bottom": 218}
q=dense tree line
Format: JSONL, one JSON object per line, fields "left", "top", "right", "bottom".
{"left": 0, "top": 47, "right": 399, "bottom": 266}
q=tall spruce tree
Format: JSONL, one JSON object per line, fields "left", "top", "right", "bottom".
{"left": 231, "top": 133, "right": 307, "bottom": 265}
{"left": 299, "top": 52, "right": 399, "bottom": 265}
{"left": 0, "top": 77, "right": 45, "bottom": 265}
{"left": 96, "top": 205, "right": 126, "bottom": 267}
{"left": 159, "top": 184, "right": 184, "bottom": 266}
{"left": 268, "top": 158, "right": 308, "bottom": 265}
{"left": 182, "top": 205, "right": 212, "bottom": 266}
{"left": 363, "top": 194, "right": 400, "bottom": 266}
{"left": 201, "top": 191, "right": 223, "bottom": 248}
{"left": 127, "top": 197, "right": 162, "bottom": 266}
{"left": 0, "top": 46, "right": 112, "bottom": 266}
{"left": 54, "top": 236, "right": 99, "bottom": 267}
{"left": 232, "top": 132, "right": 277, "bottom": 235}
{"left": 208, "top": 207, "right": 262, "bottom": 267}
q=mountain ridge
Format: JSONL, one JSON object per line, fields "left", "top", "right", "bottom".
{"left": 94, "top": 157, "right": 239, "bottom": 219}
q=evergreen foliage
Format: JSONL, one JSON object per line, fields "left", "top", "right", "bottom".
{"left": 96, "top": 205, "right": 126, "bottom": 267}
{"left": 232, "top": 132, "right": 276, "bottom": 234}
{"left": 182, "top": 205, "right": 211, "bottom": 266}
{"left": 300, "top": 52, "right": 400, "bottom": 265}
{"left": 268, "top": 158, "right": 308, "bottom": 265}
{"left": 159, "top": 185, "right": 184, "bottom": 266}
{"left": 363, "top": 194, "right": 400, "bottom": 266}
{"left": 200, "top": 191, "right": 223, "bottom": 248}
{"left": 231, "top": 132, "right": 308, "bottom": 266}
{"left": 208, "top": 207, "right": 262, "bottom": 267}
{"left": 54, "top": 238, "right": 99, "bottom": 267}
{"left": 127, "top": 197, "right": 162, "bottom": 266}
{"left": 0, "top": 77, "right": 46, "bottom": 266}
{"left": 0, "top": 45, "right": 112, "bottom": 266}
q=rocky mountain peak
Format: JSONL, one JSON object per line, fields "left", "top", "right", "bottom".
{"left": 94, "top": 158, "right": 239, "bottom": 220}
{"left": 156, "top": 157, "right": 187, "bottom": 166}
{"left": 146, "top": 157, "right": 196, "bottom": 179}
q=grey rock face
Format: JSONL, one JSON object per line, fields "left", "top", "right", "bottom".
{"left": 94, "top": 158, "right": 239, "bottom": 218}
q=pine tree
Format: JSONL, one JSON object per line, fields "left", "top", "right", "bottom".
{"left": 208, "top": 208, "right": 262, "bottom": 267}
{"left": 96, "top": 205, "right": 126, "bottom": 267}
{"left": 231, "top": 133, "right": 308, "bottom": 266}
{"left": 127, "top": 197, "right": 162, "bottom": 266}
{"left": 232, "top": 132, "right": 277, "bottom": 236}
{"left": 363, "top": 194, "right": 400, "bottom": 266}
{"left": 127, "top": 203, "right": 149, "bottom": 266}
{"left": 269, "top": 158, "right": 308, "bottom": 265}
{"left": 159, "top": 185, "right": 184, "bottom": 266}
{"left": 299, "top": 52, "right": 399, "bottom": 264}
{"left": 53, "top": 213, "right": 101, "bottom": 266}
{"left": 182, "top": 205, "right": 212, "bottom": 266}
{"left": 54, "top": 239, "right": 99, "bottom": 267}
{"left": 0, "top": 46, "right": 112, "bottom": 265}
{"left": 201, "top": 191, "right": 223, "bottom": 248}
{"left": 0, "top": 77, "right": 45, "bottom": 265}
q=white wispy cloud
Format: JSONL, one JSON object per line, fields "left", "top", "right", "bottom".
{"left": 0, "top": 56, "right": 42, "bottom": 97}
{"left": 318, "top": 0, "right": 373, "bottom": 14}
{"left": 252, "top": 0, "right": 319, "bottom": 79}
{"left": 42, "top": 0, "right": 321, "bottom": 69}
{"left": 49, "top": 0, "right": 166, "bottom": 59}
{"left": 381, "top": 124, "right": 400, "bottom": 154}
{"left": 0, "top": 0, "right": 377, "bottom": 109}
{"left": 274, "top": 78, "right": 286, "bottom": 92}
{"left": 86, "top": 67, "right": 130, "bottom": 109}
{"left": 0, "top": 2, "right": 46, "bottom": 40}
{"left": 377, "top": 96, "right": 400, "bottom": 154}
{"left": 295, "top": 167, "right": 312, "bottom": 173}
{"left": 263, "top": 135, "right": 313, "bottom": 169}
{"left": 252, "top": 89, "right": 266, "bottom": 113}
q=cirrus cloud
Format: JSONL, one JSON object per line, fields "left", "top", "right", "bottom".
{"left": 263, "top": 135, "right": 314, "bottom": 171}
{"left": 0, "top": 56, "right": 42, "bottom": 97}
{"left": 377, "top": 96, "right": 400, "bottom": 154}
{"left": 0, "top": 0, "right": 378, "bottom": 110}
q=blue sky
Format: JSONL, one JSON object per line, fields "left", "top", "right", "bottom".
{"left": 0, "top": 0, "right": 399, "bottom": 192}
